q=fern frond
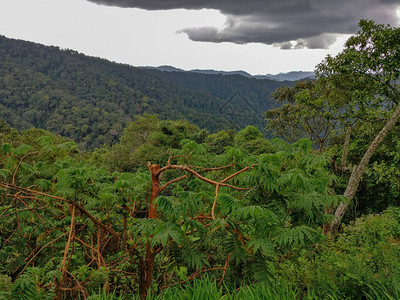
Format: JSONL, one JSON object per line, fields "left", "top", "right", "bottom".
{"left": 12, "top": 145, "right": 34, "bottom": 157}
{"left": 218, "top": 193, "right": 238, "bottom": 215}
{"left": 293, "top": 138, "right": 313, "bottom": 154}
{"left": 152, "top": 222, "right": 185, "bottom": 247}
{"left": 180, "top": 245, "right": 209, "bottom": 270}
{"left": 270, "top": 138, "right": 291, "bottom": 152}
{"left": 36, "top": 135, "right": 54, "bottom": 147}
{"left": 222, "top": 235, "right": 248, "bottom": 265}
{"left": 179, "top": 139, "right": 206, "bottom": 155}
{"left": 274, "top": 225, "right": 321, "bottom": 248}
{"left": 247, "top": 238, "right": 275, "bottom": 257}
{"left": 34, "top": 179, "right": 53, "bottom": 191}
{"left": 154, "top": 196, "right": 174, "bottom": 215}
{"left": 11, "top": 274, "right": 37, "bottom": 299}
{"left": 232, "top": 205, "right": 267, "bottom": 220}
{"left": 0, "top": 169, "right": 11, "bottom": 180}
{"left": 251, "top": 258, "right": 275, "bottom": 283}
{"left": 4, "top": 156, "right": 17, "bottom": 170}
{"left": 56, "top": 141, "right": 77, "bottom": 151}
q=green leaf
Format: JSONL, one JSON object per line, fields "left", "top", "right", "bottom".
{"left": 4, "top": 156, "right": 17, "bottom": 170}
{"left": 218, "top": 193, "right": 237, "bottom": 215}
{"left": 274, "top": 225, "right": 321, "bottom": 247}
{"left": 247, "top": 238, "right": 275, "bottom": 257}
{"left": 152, "top": 222, "right": 184, "bottom": 247}
{"left": 233, "top": 205, "right": 267, "bottom": 220}
{"left": 294, "top": 138, "right": 312, "bottom": 153}
{"left": 154, "top": 196, "right": 173, "bottom": 214}
{"left": 34, "top": 179, "right": 53, "bottom": 191}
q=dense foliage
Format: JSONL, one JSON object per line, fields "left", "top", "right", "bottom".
{"left": 0, "top": 19, "right": 399, "bottom": 299}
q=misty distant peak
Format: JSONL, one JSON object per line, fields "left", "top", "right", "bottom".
{"left": 145, "top": 66, "right": 314, "bottom": 81}
{"left": 255, "top": 71, "right": 315, "bottom": 81}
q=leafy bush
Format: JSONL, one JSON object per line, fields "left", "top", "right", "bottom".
{"left": 280, "top": 208, "right": 400, "bottom": 299}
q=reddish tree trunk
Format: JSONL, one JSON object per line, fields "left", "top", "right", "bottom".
{"left": 139, "top": 163, "right": 160, "bottom": 298}
{"left": 138, "top": 162, "right": 252, "bottom": 296}
{"left": 139, "top": 243, "right": 156, "bottom": 298}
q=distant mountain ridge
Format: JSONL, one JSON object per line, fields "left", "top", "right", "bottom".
{"left": 144, "top": 65, "right": 314, "bottom": 82}
{"left": 254, "top": 71, "right": 315, "bottom": 81}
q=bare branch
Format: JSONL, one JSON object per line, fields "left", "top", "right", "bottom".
{"left": 61, "top": 205, "right": 75, "bottom": 279}
{"left": 189, "top": 164, "right": 233, "bottom": 172}
{"left": 75, "top": 237, "right": 107, "bottom": 268}
{"left": 0, "top": 205, "right": 48, "bottom": 221}
{"left": 159, "top": 175, "right": 187, "bottom": 192}
{"left": 156, "top": 165, "right": 251, "bottom": 190}
{"left": 221, "top": 164, "right": 256, "bottom": 183}
{"left": 0, "top": 184, "right": 119, "bottom": 237}
{"left": 15, "top": 196, "right": 48, "bottom": 227}
{"left": 18, "top": 232, "right": 69, "bottom": 277}
{"left": 12, "top": 152, "right": 39, "bottom": 185}
{"left": 218, "top": 252, "right": 233, "bottom": 286}
{"left": 212, "top": 185, "right": 220, "bottom": 220}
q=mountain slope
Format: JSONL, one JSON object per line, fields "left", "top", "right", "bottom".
{"left": 0, "top": 35, "right": 286, "bottom": 149}
{"left": 143, "top": 68, "right": 285, "bottom": 114}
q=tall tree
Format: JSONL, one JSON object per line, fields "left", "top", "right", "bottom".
{"left": 266, "top": 80, "right": 347, "bottom": 150}
{"left": 317, "top": 20, "right": 400, "bottom": 232}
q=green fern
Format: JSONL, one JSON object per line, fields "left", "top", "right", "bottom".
{"left": 154, "top": 196, "right": 174, "bottom": 215}
{"left": 35, "top": 136, "right": 54, "bottom": 147}
{"left": 247, "top": 238, "right": 275, "bottom": 257}
{"left": 223, "top": 235, "right": 248, "bottom": 265}
{"left": 0, "top": 169, "right": 11, "bottom": 180}
{"left": 10, "top": 275, "right": 37, "bottom": 300}
{"left": 232, "top": 205, "right": 271, "bottom": 220}
{"left": 152, "top": 222, "right": 185, "bottom": 247}
{"left": 274, "top": 225, "right": 321, "bottom": 248}
{"left": 12, "top": 145, "right": 34, "bottom": 157}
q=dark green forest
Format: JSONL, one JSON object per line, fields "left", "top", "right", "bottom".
{"left": 0, "top": 35, "right": 284, "bottom": 150}
{"left": 0, "top": 20, "right": 400, "bottom": 299}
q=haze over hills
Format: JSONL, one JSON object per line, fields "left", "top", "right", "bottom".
{"left": 0, "top": 35, "right": 295, "bottom": 149}
{"left": 144, "top": 65, "right": 315, "bottom": 82}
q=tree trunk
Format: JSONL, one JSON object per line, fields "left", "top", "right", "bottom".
{"left": 139, "top": 163, "right": 160, "bottom": 298}
{"left": 341, "top": 125, "right": 351, "bottom": 168}
{"left": 322, "top": 203, "right": 334, "bottom": 235}
{"left": 331, "top": 102, "right": 400, "bottom": 232}
{"left": 139, "top": 243, "right": 156, "bottom": 298}
{"left": 148, "top": 163, "right": 160, "bottom": 219}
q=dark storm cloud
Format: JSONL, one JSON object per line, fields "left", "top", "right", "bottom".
{"left": 88, "top": 0, "right": 400, "bottom": 49}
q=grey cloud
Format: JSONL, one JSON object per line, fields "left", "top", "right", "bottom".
{"left": 294, "top": 40, "right": 307, "bottom": 50}
{"left": 88, "top": 0, "right": 400, "bottom": 49}
{"left": 303, "top": 34, "right": 338, "bottom": 49}
{"left": 178, "top": 27, "right": 223, "bottom": 43}
{"left": 274, "top": 42, "right": 293, "bottom": 50}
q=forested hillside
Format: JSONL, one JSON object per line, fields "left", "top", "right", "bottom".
{"left": 141, "top": 68, "right": 284, "bottom": 114}
{"left": 0, "top": 20, "right": 399, "bottom": 300}
{"left": 0, "top": 35, "right": 284, "bottom": 149}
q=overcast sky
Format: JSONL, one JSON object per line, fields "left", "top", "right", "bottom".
{"left": 0, "top": 0, "right": 399, "bottom": 75}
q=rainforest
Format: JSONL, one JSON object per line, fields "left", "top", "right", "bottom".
{"left": 0, "top": 20, "right": 400, "bottom": 299}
